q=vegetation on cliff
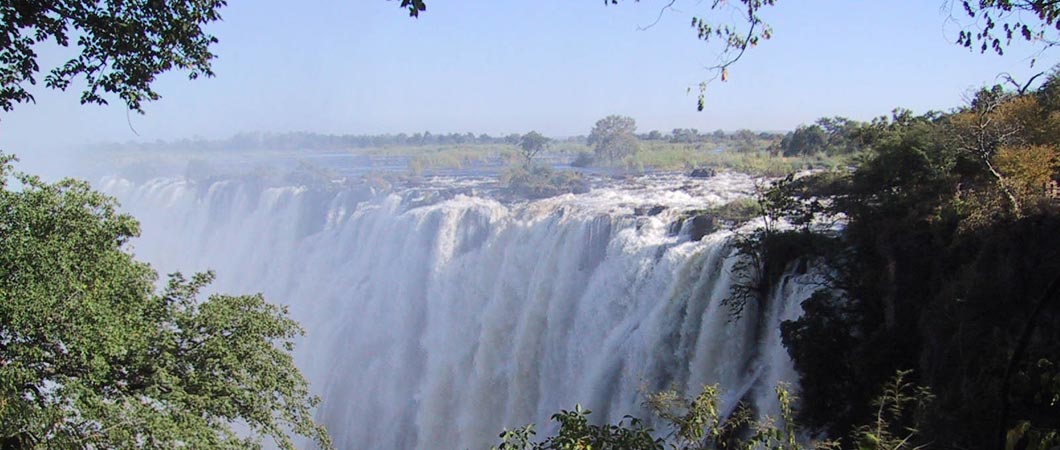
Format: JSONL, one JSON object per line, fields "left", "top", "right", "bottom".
{"left": 483, "top": 74, "right": 1060, "bottom": 450}
{"left": 737, "top": 72, "right": 1060, "bottom": 450}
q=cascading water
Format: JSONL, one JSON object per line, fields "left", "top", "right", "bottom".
{"left": 101, "top": 172, "right": 821, "bottom": 450}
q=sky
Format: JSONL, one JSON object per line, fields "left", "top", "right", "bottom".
{"left": 0, "top": 0, "right": 1053, "bottom": 160}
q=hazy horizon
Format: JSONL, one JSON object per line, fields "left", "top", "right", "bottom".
{"left": 0, "top": 0, "right": 1050, "bottom": 161}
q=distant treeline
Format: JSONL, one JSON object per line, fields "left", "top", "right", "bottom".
{"left": 98, "top": 128, "right": 811, "bottom": 153}
{"left": 640, "top": 128, "right": 778, "bottom": 143}
{"left": 100, "top": 131, "right": 561, "bottom": 152}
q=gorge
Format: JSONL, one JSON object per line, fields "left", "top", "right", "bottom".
{"left": 102, "top": 172, "right": 821, "bottom": 450}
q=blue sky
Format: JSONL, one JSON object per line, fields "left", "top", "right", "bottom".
{"left": 0, "top": 0, "right": 1052, "bottom": 156}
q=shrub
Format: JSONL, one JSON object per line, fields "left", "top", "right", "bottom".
{"left": 502, "top": 164, "right": 588, "bottom": 199}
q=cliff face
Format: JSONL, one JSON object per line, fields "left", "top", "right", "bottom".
{"left": 771, "top": 90, "right": 1060, "bottom": 448}
{"left": 104, "top": 173, "right": 816, "bottom": 450}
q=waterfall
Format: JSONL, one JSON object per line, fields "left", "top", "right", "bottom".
{"left": 101, "top": 173, "right": 820, "bottom": 450}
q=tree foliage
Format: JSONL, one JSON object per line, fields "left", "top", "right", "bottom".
{"left": 759, "top": 76, "right": 1060, "bottom": 449}
{"left": 0, "top": 154, "right": 330, "bottom": 449}
{"left": 0, "top": 0, "right": 226, "bottom": 115}
{"left": 518, "top": 131, "right": 550, "bottom": 165}
{"left": 4, "top": 1, "right": 1058, "bottom": 117}
{"left": 398, "top": 0, "right": 427, "bottom": 17}
{"left": 645, "top": 384, "right": 811, "bottom": 450}
{"left": 489, "top": 380, "right": 944, "bottom": 450}
{"left": 491, "top": 404, "right": 661, "bottom": 450}
{"left": 588, "top": 115, "right": 640, "bottom": 164}
{"left": 850, "top": 370, "right": 934, "bottom": 450}
{"left": 502, "top": 164, "right": 587, "bottom": 199}
{"left": 954, "top": 0, "right": 1060, "bottom": 57}
{"left": 779, "top": 125, "right": 828, "bottom": 157}
{"left": 401, "top": 1, "right": 1060, "bottom": 111}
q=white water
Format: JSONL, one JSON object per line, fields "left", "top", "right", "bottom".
{"left": 102, "top": 172, "right": 818, "bottom": 450}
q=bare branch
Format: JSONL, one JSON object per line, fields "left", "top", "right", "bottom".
{"left": 637, "top": 0, "right": 678, "bottom": 31}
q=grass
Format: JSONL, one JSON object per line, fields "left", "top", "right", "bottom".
{"left": 356, "top": 144, "right": 517, "bottom": 174}
{"left": 622, "top": 141, "right": 854, "bottom": 176}
{"left": 99, "top": 138, "right": 858, "bottom": 179}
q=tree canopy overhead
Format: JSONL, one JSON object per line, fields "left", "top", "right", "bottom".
{"left": 3, "top": 1, "right": 1058, "bottom": 118}
{"left": 954, "top": 0, "right": 1060, "bottom": 57}
{"left": 0, "top": 0, "right": 226, "bottom": 116}
{"left": 400, "top": 1, "right": 1058, "bottom": 109}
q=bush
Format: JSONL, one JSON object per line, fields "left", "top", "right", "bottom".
{"left": 492, "top": 373, "right": 931, "bottom": 450}
{"left": 570, "top": 151, "right": 595, "bottom": 167}
{"left": 502, "top": 164, "right": 588, "bottom": 199}
{"left": 709, "top": 197, "right": 763, "bottom": 225}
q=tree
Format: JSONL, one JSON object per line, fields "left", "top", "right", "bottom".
{"left": 588, "top": 115, "right": 640, "bottom": 164}
{"left": 780, "top": 124, "right": 828, "bottom": 156}
{"left": 732, "top": 128, "right": 758, "bottom": 152}
{"left": 6, "top": 1, "right": 1057, "bottom": 117}
{"left": 814, "top": 116, "right": 862, "bottom": 155}
{"left": 0, "top": 0, "right": 225, "bottom": 115}
{"left": 766, "top": 80, "right": 1060, "bottom": 448}
{"left": 950, "top": 86, "right": 1029, "bottom": 214}
{"left": 518, "top": 130, "right": 550, "bottom": 165}
{"left": 0, "top": 154, "right": 331, "bottom": 450}
{"left": 670, "top": 128, "right": 700, "bottom": 143}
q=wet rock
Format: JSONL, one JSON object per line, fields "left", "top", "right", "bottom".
{"left": 689, "top": 214, "right": 718, "bottom": 241}
{"left": 570, "top": 179, "right": 591, "bottom": 195}
{"left": 668, "top": 220, "right": 683, "bottom": 236}
{"left": 633, "top": 205, "right": 666, "bottom": 216}
{"left": 689, "top": 167, "right": 717, "bottom": 178}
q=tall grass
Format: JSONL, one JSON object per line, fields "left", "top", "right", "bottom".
{"left": 622, "top": 141, "right": 853, "bottom": 176}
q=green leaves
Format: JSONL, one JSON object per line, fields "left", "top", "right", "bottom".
{"left": 492, "top": 404, "right": 662, "bottom": 450}
{"left": 849, "top": 371, "right": 933, "bottom": 450}
{"left": 498, "top": 383, "right": 838, "bottom": 450}
{"left": 956, "top": 1, "right": 1059, "bottom": 57}
{"left": 399, "top": 0, "right": 427, "bottom": 17}
{"left": 0, "top": 155, "right": 331, "bottom": 449}
{"left": 519, "top": 131, "right": 551, "bottom": 165}
{"left": 588, "top": 115, "right": 640, "bottom": 164}
{"left": 1, "top": 0, "right": 227, "bottom": 116}
{"left": 686, "top": 0, "right": 776, "bottom": 110}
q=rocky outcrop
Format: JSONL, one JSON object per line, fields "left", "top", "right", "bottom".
{"left": 633, "top": 205, "right": 666, "bottom": 216}
{"left": 689, "top": 167, "right": 717, "bottom": 178}
{"left": 689, "top": 214, "right": 718, "bottom": 241}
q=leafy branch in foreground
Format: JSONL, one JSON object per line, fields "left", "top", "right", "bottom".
{"left": 0, "top": 1, "right": 226, "bottom": 115}
{"left": 953, "top": 0, "right": 1060, "bottom": 59}
{"left": 400, "top": 1, "right": 1059, "bottom": 111}
{"left": 646, "top": 383, "right": 814, "bottom": 450}
{"left": 489, "top": 372, "right": 933, "bottom": 450}
{"left": 0, "top": 154, "right": 330, "bottom": 449}
{"left": 852, "top": 370, "right": 933, "bottom": 450}
{"left": 607, "top": 0, "right": 777, "bottom": 111}
{"left": 491, "top": 382, "right": 843, "bottom": 450}
{"left": 490, "top": 404, "right": 661, "bottom": 450}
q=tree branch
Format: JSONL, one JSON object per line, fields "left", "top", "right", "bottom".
{"left": 637, "top": 0, "right": 678, "bottom": 31}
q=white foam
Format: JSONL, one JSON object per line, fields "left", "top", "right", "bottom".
{"left": 104, "top": 174, "right": 815, "bottom": 450}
